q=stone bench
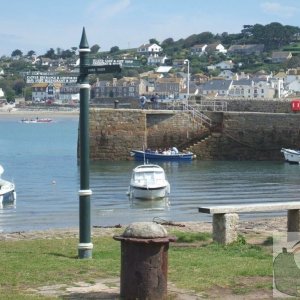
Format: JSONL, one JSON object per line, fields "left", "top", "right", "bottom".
{"left": 198, "top": 201, "right": 300, "bottom": 244}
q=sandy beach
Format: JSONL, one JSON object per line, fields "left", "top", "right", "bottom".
{"left": 0, "top": 105, "right": 79, "bottom": 119}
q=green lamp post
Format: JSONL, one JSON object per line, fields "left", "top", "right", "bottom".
{"left": 78, "top": 27, "right": 93, "bottom": 259}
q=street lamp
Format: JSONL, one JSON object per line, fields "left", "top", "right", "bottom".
{"left": 184, "top": 59, "right": 190, "bottom": 108}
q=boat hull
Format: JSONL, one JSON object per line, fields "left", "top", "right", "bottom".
{"left": 129, "top": 185, "right": 169, "bottom": 200}
{"left": 281, "top": 148, "right": 300, "bottom": 164}
{"left": 131, "top": 150, "right": 193, "bottom": 161}
{"left": 0, "top": 179, "right": 16, "bottom": 207}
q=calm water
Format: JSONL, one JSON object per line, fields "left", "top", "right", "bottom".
{"left": 0, "top": 115, "right": 299, "bottom": 233}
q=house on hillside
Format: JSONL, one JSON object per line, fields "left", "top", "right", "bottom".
{"left": 205, "top": 43, "right": 227, "bottom": 54}
{"left": 154, "top": 77, "right": 183, "bottom": 99}
{"left": 200, "top": 79, "right": 232, "bottom": 97}
{"left": 207, "top": 60, "right": 234, "bottom": 71}
{"left": 286, "top": 68, "right": 300, "bottom": 84}
{"left": 229, "top": 78, "right": 275, "bottom": 99}
{"left": 147, "top": 55, "right": 168, "bottom": 66}
{"left": 31, "top": 83, "right": 61, "bottom": 102}
{"left": 190, "top": 44, "right": 207, "bottom": 56}
{"left": 228, "top": 44, "right": 264, "bottom": 55}
{"left": 92, "top": 77, "right": 143, "bottom": 99}
{"left": 271, "top": 51, "right": 292, "bottom": 63}
{"left": 137, "top": 43, "right": 162, "bottom": 56}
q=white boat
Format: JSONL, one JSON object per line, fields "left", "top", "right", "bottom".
{"left": 21, "top": 117, "right": 53, "bottom": 124}
{"left": 127, "top": 164, "right": 170, "bottom": 200}
{"left": 281, "top": 148, "right": 300, "bottom": 164}
{"left": 0, "top": 165, "right": 16, "bottom": 207}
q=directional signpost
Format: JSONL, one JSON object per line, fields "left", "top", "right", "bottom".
{"left": 77, "top": 27, "right": 121, "bottom": 259}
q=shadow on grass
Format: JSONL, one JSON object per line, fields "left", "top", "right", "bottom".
{"left": 47, "top": 252, "right": 78, "bottom": 259}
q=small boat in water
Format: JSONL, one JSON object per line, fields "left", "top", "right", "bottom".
{"left": 21, "top": 117, "right": 53, "bottom": 124}
{"left": 131, "top": 147, "right": 194, "bottom": 161}
{"left": 281, "top": 148, "right": 300, "bottom": 164}
{"left": 0, "top": 165, "right": 16, "bottom": 207}
{"left": 127, "top": 164, "right": 170, "bottom": 200}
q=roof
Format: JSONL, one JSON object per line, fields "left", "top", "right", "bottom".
{"left": 201, "top": 80, "right": 232, "bottom": 91}
{"left": 155, "top": 66, "right": 172, "bottom": 73}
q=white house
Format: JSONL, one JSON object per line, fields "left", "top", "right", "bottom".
{"left": 147, "top": 55, "right": 168, "bottom": 66}
{"left": 229, "top": 79, "right": 275, "bottom": 99}
{"left": 0, "top": 88, "right": 4, "bottom": 98}
{"left": 137, "top": 43, "right": 162, "bottom": 55}
{"left": 190, "top": 44, "right": 207, "bottom": 56}
{"left": 205, "top": 43, "right": 227, "bottom": 54}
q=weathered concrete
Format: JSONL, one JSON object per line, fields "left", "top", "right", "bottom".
{"left": 213, "top": 213, "right": 239, "bottom": 244}
{"left": 122, "top": 222, "right": 168, "bottom": 238}
{"left": 200, "top": 202, "right": 300, "bottom": 244}
{"left": 287, "top": 209, "right": 300, "bottom": 232}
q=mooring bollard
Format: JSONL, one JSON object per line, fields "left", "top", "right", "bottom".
{"left": 113, "top": 222, "right": 176, "bottom": 300}
{"left": 114, "top": 100, "right": 119, "bottom": 109}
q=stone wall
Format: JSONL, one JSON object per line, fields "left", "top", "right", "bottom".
{"left": 188, "top": 112, "right": 300, "bottom": 161}
{"left": 88, "top": 108, "right": 206, "bottom": 160}
{"left": 87, "top": 108, "right": 300, "bottom": 161}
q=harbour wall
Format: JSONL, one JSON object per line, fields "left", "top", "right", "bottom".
{"left": 188, "top": 112, "right": 300, "bottom": 161}
{"left": 87, "top": 107, "right": 300, "bottom": 161}
{"left": 89, "top": 108, "right": 205, "bottom": 160}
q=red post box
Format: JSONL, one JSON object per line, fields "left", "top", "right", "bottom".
{"left": 291, "top": 100, "right": 300, "bottom": 112}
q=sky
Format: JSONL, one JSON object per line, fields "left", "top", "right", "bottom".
{"left": 0, "top": 0, "right": 300, "bottom": 56}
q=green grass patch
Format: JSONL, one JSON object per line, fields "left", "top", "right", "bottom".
{"left": 172, "top": 231, "right": 211, "bottom": 243}
{"left": 0, "top": 233, "right": 273, "bottom": 299}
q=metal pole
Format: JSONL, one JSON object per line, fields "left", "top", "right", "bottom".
{"left": 184, "top": 59, "right": 190, "bottom": 109}
{"left": 78, "top": 27, "right": 93, "bottom": 259}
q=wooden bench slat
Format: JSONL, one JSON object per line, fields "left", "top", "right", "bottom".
{"left": 198, "top": 201, "right": 300, "bottom": 214}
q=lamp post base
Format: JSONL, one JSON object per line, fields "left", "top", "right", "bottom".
{"left": 78, "top": 242, "right": 93, "bottom": 259}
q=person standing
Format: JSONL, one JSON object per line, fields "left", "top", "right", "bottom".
{"left": 139, "top": 94, "right": 147, "bottom": 109}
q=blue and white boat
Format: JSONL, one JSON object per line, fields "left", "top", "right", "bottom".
{"left": 130, "top": 147, "right": 194, "bottom": 161}
{"left": 0, "top": 165, "right": 16, "bottom": 207}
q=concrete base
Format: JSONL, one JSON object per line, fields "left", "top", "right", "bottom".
{"left": 213, "top": 213, "right": 239, "bottom": 244}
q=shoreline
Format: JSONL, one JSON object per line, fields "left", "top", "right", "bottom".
{"left": 0, "top": 108, "right": 79, "bottom": 119}
{"left": 0, "top": 216, "right": 287, "bottom": 241}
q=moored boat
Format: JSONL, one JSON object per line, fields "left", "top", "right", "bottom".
{"left": 127, "top": 164, "right": 170, "bottom": 200}
{"left": 131, "top": 147, "right": 194, "bottom": 161}
{"left": 0, "top": 165, "right": 16, "bottom": 207}
{"left": 281, "top": 148, "right": 300, "bottom": 164}
{"left": 21, "top": 117, "right": 53, "bottom": 123}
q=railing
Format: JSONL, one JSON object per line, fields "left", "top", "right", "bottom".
{"left": 179, "top": 102, "right": 212, "bottom": 127}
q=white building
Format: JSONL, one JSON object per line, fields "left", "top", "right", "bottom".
{"left": 137, "top": 43, "right": 162, "bottom": 55}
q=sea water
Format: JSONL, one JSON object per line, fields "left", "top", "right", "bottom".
{"left": 0, "top": 115, "right": 299, "bottom": 232}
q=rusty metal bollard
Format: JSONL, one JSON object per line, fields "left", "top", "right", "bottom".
{"left": 113, "top": 222, "right": 176, "bottom": 300}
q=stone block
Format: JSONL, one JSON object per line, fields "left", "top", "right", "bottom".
{"left": 287, "top": 209, "right": 300, "bottom": 232}
{"left": 213, "top": 213, "right": 239, "bottom": 244}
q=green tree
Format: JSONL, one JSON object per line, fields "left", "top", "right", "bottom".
{"left": 44, "top": 48, "right": 56, "bottom": 59}
{"left": 27, "top": 50, "right": 36, "bottom": 57}
{"left": 90, "top": 44, "right": 100, "bottom": 54}
{"left": 149, "top": 38, "right": 160, "bottom": 45}
{"left": 11, "top": 49, "right": 23, "bottom": 57}
{"left": 5, "top": 88, "right": 15, "bottom": 102}
{"left": 110, "top": 46, "right": 120, "bottom": 53}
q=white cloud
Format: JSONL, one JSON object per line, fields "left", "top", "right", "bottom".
{"left": 261, "top": 2, "right": 298, "bottom": 18}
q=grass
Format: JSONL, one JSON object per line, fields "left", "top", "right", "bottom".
{"left": 0, "top": 231, "right": 273, "bottom": 299}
